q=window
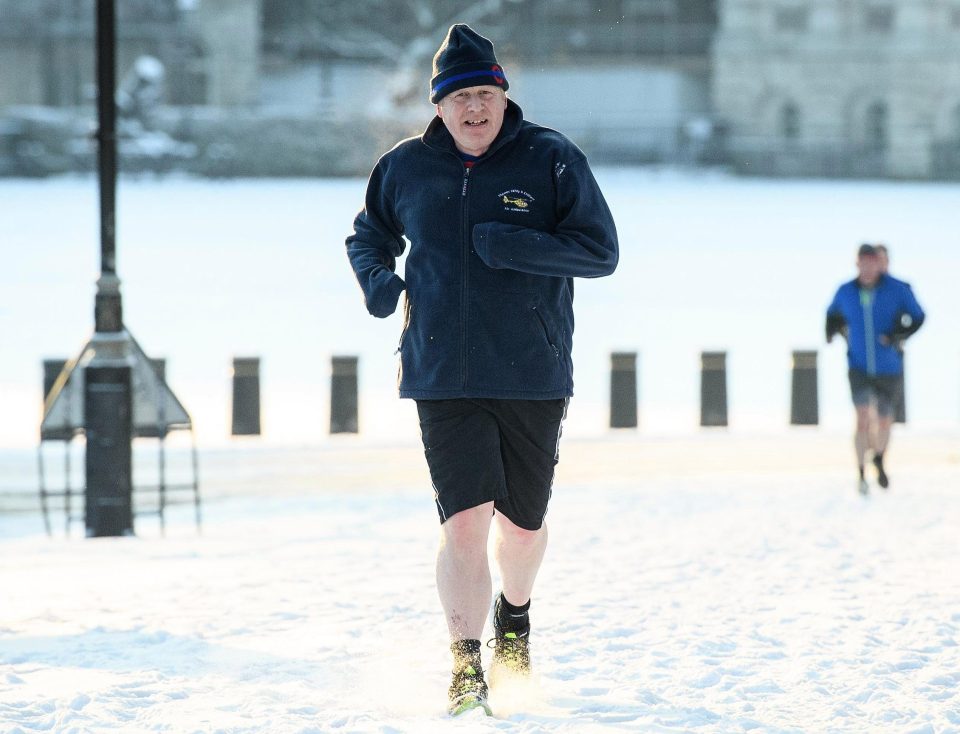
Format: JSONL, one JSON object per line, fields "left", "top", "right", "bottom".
{"left": 781, "top": 102, "right": 801, "bottom": 140}
{"left": 864, "top": 5, "right": 895, "bottom": 31}
{"left": 866, "top": 101, "right": 889, "bottom": 151}
{"left": 775, "top": 6, "right": 809, "bottom": 31}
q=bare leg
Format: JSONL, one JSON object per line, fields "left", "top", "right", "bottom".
{"left": 874, "top": 414, "right": 893, "bottom": 455}
{"left": 494, "top": 512, "right": 548, "bottom": 607}
{"left": 437, "top": 502, "right": 494, "bottom": 641}
{"left": 854, "top": 405, "right": 872, "bottom": 474}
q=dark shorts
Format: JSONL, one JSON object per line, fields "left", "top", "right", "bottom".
{"left": 848, "top": 369, "right": 902, "bottom": 418}
{"left": 415, "top": 398, "right": 569, "bottom": 531}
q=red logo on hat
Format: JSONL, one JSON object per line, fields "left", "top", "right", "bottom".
{"left": 491, "top": 65, "right": 504, "bottom": 84}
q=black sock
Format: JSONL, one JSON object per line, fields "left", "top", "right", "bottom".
{"left": 497, "top": 593, "right": 530, "bottom": 632}
{"left": 873, "top": 452, "right": 884, "bottom": 467}
{"left": 859, "top": 465, "right": 865, "bottom": 479}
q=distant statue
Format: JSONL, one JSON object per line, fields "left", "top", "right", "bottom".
{"left": 112, "top": 55, "right": 195, "bottom": 172}
{"left": 116, "top": 56, "right": 165, "bottom": 132}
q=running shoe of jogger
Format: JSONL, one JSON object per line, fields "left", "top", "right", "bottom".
{"left": 345, "top": 24, "right": 618, "bottom": 715}
{"left": 488, "top": 591, "right": 532, "bottom": 685}
{"left": 826, "top": 243, "right": 925, "bottom": 496}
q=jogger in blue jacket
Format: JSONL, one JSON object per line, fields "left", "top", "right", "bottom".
{"left": 826, "top": 243, "right": 925, "bottom": 495}
{"left": 345, "top": 24, "right": 618, "bottom": 715}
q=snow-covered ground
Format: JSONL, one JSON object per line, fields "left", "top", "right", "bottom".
{"left": 2, "top": 430, "right": 959, "bottom": 732}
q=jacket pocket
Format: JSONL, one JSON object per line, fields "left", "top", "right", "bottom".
{"left": 467, "top": 289, "right": 566, "bottom": 393}
{"left": 531, "top": 306, "right": 561, "bottom": 360}
{"left": 399, "top": 286, "right": 461, "bottom": 392}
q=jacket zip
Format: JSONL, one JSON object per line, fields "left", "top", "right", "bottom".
{"left": 860, "top": 287, "right": 876, "bottom": 375}
{"left": 460, "top": 165, "right": 471, "bottom": 386}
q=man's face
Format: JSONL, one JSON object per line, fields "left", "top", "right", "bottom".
{"left": 857, "top": 254, "right": 882, "bottom": 285}
{"left": 436, "top": 85, "right": 507, "bottom": 157}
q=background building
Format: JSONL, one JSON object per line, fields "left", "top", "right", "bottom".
{"left": 712, "top": 0, "right": 960, "bottom": 178}
{"left": 2, "top": 0, "right": 960, "bottom": 178}
{"left": 0, "top": 0, "right": 259, "bottom": 109}
{"left": 258, "top": 0, "right": 719, "bottom": 164}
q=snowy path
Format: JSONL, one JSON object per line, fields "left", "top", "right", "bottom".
{"left": 2, "top": 431, "right": 959, "bottom": 732}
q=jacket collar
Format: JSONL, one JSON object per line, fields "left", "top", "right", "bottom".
{"left": 422, "top": 99, "right": 524, "bottom": 160}
{"left": 856, "top": 273, "right": 888, "bottom": 290}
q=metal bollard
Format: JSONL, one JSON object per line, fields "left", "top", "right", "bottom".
{"left": 231, "top": 357, "right": 261, "bottom": 436}
{"left": 330, "top": 356, "right": 359, "bottom": 434}
{"left": 790, "top": 350, "right": 819, "bottom": 425}
{"left": 609, "top": 352, "right": 638, "bottom": 429}
{"left": 84, "top": 364, "right": 133, "bottom": 537}
{"left": 895, "top": 356, "right": 906, "bottom": 424}
{"left": 700, "top": 351, "right": 728, "bottom": 427}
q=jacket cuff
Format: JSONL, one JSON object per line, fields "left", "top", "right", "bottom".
{"left": 368, "top": 273, "right": 405, "bottom": 318}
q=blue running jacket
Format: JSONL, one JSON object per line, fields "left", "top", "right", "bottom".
{"left": 826, "top": 275, "right": 925, "bottom": 376}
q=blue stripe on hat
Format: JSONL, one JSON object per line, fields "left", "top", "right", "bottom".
{"left": 432, "top": 67, "right": 506, "bottom": 96}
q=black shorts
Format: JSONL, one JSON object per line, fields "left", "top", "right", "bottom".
{"left": 415, "top": 398, "right": 569, "bottom": 531}
{"left": 848, "top": 369, "right": 902, "bottom": 418}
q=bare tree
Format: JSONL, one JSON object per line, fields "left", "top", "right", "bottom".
{"left": 268, "top": 0, "right": 526, "bottom": 115}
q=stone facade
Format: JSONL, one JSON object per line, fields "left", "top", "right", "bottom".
{"left": 189, "top": 0, "right": 261, "bottom": 107}
{"left": 0, "top": 0, "right": 261, "bottom": 111}
{"left": 713, "top": 0, "right": 960, "bottom": 177}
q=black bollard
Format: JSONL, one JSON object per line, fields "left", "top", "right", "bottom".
{"left": 700, "top": 351, "right": 728, "bottom": 427}
{"left": 790, "top": 350, "right": 819, "bottom": 425}
{"left": 609, "top": 352, "right": 638, "bottom": 429}
{"left": 895, "top": 356, "right": 906, "bottom": 424}
{"left": 231, "top": 357, "right": 261, "bottom": 436}
{"left": 330, "top": 356, "right": 359, "bottom": 434}
{"left": 84, "top": 364, "right": 133, "bottom": 536}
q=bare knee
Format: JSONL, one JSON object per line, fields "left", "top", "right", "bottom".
{"left": 855, "top": 407, "right": 871, "bottom": 433}
{"left": 496, "top": 512, "right": 546, "bottom": 547}
{"left": 442, "top": 502, "right": 493, "bottom": 550}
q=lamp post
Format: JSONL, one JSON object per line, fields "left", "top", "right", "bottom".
{"left": 95, "top": 0, "right": 121, "bottom": 334}
{"left": 85, "top": 0, "right": 133, "bottom": 537}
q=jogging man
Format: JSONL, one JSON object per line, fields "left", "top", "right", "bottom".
{"left": 345, "top": 24, "right": 618, "bottom": 715}
{"left": 874, "top": 243, "right": 912, "bottom": 422}
{"left": 826, "top": 244, "right": 924, "bottom": 495}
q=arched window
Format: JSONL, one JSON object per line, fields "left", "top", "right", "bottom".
{"left": 780, "top": 102, "right": 801, "bottom": 140}
{"left": 866, "top": 101, "right": 888, "bottom": 151}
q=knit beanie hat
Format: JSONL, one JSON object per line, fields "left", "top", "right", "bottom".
{"left": 429, "top": 24, "right": 508, "bottom": 104}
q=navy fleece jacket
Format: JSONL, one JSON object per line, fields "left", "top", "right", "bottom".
{"left": 346, "top": 100, "right": 619, "bottom": 399}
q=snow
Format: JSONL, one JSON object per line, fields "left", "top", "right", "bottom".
{"left": 2, "top": 431, "right": 960, "bottom": 731}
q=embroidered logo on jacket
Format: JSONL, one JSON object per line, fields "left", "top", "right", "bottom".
{"left": 499, "top": 189, "right": 534, "bottom": 213}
